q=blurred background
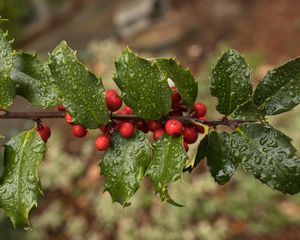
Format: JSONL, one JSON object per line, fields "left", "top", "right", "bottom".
{"left": 1, "top": 0, "right": 300, "bottom": 239}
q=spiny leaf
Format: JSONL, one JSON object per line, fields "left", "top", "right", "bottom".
{"left": 49, "top": 41, "right": 109, "bottom": 128}
{"left": 0, "top": 129, "right": 46, "bottom": 227}
{"left": 253, "top": 57, "right": 300, "bottom": 115}
{"left": 210, "top": 49, "right": 252, "bottom": 115}
{"left": 113, "top": 48, "right": 172, "bottom": 120}
{"left": 155, "top": 58, "right": 198, "bottom": 108}
{"left": 100, "top": 131, "right": 152, "bottom": 206}
{"left": 11, "top": 52, "right": 60, "bottom": 107}
{"left": 232, "top": 123, "right": 300, "bottom": 194}
{"left": 0, "top": 28, "right": 16, "bottom": 110}
{"left": 207, "top": 131, "right": 239, "bottom": 185}
{"left": 146, "top": 135, "right": 188, "bottom": 206}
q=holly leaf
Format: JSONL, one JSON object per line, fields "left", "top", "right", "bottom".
{"left": 0, "top": 129, "right": 46, "bottom": 227}
{"left": 253, "top": 57, "right": 300, "bottom": 115}
{"left": 155, "top": 58, "right": 198, "bottom": 108}
{"left": 210, "top": 49, "right": 252, "bottom": 115}
{"left": 49, "top": 41, "right": 109, "bottom": 128}
{"left": 114, "top": 48, "right": 172, "bottom": 120}
{"left": 146, "top": 135, "right": 188, "bottom": 206}
{"left": 11, "top": 52, "right": 60, "bottom": 107}
{"left": 207, "top": 131, "right": 239, "bottom": 184}
{"left": 99, "top": 131, "right": 152, "bottom": 206}
{"left": 0, "top": 26, "right": 16, "bottom": 110}
{"left": 231, "top": 100, "right": 264, "bottom": 121}
{"left": 232, "top": 123, "right": 300, "bottom": 194}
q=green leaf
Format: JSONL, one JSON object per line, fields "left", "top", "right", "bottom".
{"left": 183, "top": 134, "right": 208, "bottom": 173}
{"left": 0, "top": 28, "right": 16, "bottom": 110}
{"left": 232, "top": 123, "right": 300, "bottom": 194}
{"left": 114, "top": 48, "right": 172, "bottom": 120}
{"left": 146, "top": 135, "right": 188, "bottom": 206}
{"left": 231, "top": 100, "right": 264, "bottom": 121}
{"left": 207, "top": 131, "right": 239, "bottom": 185}
{"left": 155, "top": 58, "right": 198, "bottom": 108}
{"left": 253, "top": 57, "right": 300, "bottom": 115}
{"left": 10, "top": 52, "right": 60, "bottom": 107}
{"left": 100, "top": 131, "right": 152, "bottom": 206}
{"left": 210, "top": 49, "right": 252, "bottom": 115}
{"left": 0, "top": 129, "right": 46, "bottom": 227}
{"left": 49, "top": 41, "right": 109, "bottom": 128}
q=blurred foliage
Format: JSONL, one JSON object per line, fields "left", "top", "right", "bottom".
{"left": 1, "top": 40, "right": 300, "bottom": 239}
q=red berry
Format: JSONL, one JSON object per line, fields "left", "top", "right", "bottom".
{"left": 105, "top": 89, "right": 122, "bottom": 112}
{"left": 95, "top": 135, "right": 110, "bottom": 151}
{"left": 194, "top": 124, "right": 205, "bottom": 133}
{"left": 65, "top": 112, "right": 73, "bottom": 125}
{"left": 183, "top": 142, "right": 189, "bottom": 152}
{"left": 147, "top": 120, "right": 163, "bottom": 132}
{"left": 99, "top": 126, "right": 107, "bottom": 133}
{"left": 194, "top": 102, "right": 207, "bottom": 117}
{"left": 37, "top": 124, "right": 51, "bottom": 143}
{"left": 119, "top": 122, "right": 135, "bottom": 138}
{"left": 57, "top": 104, "right": 65, "bottom": 111}
{"left": 171, "top": 90, "right": 181, "bottom": 108}
{"left": 183, "top": 127, "right": 198, "bottom": 144}
{"left": 123, "top": 106, "right": 133, "bottom": 114}
{"left": 72, "top": 125, "right": 87, "bottom": 138}
{"left": 153, "top": 128, "right": 165, "bottom": 140}
{"left": 137, "top": 121, "right": 149, "bottom": 133}
{"left": 165, "top": 119, "right": 183, "bottom": 136}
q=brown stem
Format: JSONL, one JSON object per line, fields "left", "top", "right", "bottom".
{"left": 0, "top": 111, "right": 257, "bottom": 127}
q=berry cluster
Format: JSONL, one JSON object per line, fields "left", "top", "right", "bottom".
{"left": 36, "top": 87, "right": 207, "bottom": 153}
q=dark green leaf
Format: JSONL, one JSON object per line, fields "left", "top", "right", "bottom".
{"left": 0, "top": 28, "right": 16, "bottom": 110}
{"left": 232, "top": 123, "right": 300, "bottom": 194}
{"left": 49, "top": 41, "right": 109, "bottom": 128}
{"left": 11, "top": 52, "right": 60, "bottom": 107}
{"left": 0, "top": 129, "right": 46, "bottom": 227}
{"left": 155, "top": 58, "right": 198, "bottom": 108}
{"left": 114, "top": 48, "right": 172, "bottom": 120}
{"left": 100, "top": 131, "right": 152, "bottom": 206}
{"left": 146, "top": 135, "right": 188, "bottom": 206}
{"left": 207, "top": 131, "right": 239, "bottom": 185}
{"left": 210, "top": 49, "right": 252, "bottom": 115}
{"left": 231, "top": 100, "right": 264, "bottom": 121}
{"left": 184, "top": 134, "right": 208, "bottom": 173}
{"left": 253, "top": 58, "right": 300, "bottom": 115}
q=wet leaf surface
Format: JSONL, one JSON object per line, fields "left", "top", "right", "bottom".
{"left": 49, "top": 41, "right": 109, "bottom": 128}
{"left": 100, "top": 131, "right": 152, "bottom": 206}
{"left": 114, "top": 48, "right": 172, "bottom": 119}
{"left": 253, "top": 57, "right": 300, "bottom": 115}
{"left": 210, "top": 49, "right": 252, "bottom": 115}
{"left": 0, "top": 129, "right": 46, "bottom": 227}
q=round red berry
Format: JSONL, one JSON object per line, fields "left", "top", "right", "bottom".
{"left": 119, "top": 122, "right": 135, "bottom": 138}
{"left": 193, "top": 102, "right": 207, "bottom": 117}
{"left": 65, "top": 112, "right": 73, "bottom": 125}
{"left": 183, "top": 142, "right": 189, "bottom": 152}
{"left": 165, "top": 119, "right": 183, "bottom": 136}
{"left": 147, "top": 120, "right": 162, "bottom": 132}
{"left": 137, "top": 121, "right": 149, "bottom": 133}
{"left": 57, "top": 104, "right": 65, "bottom": 111}
{"left": 72, "top": 125, "right": 87, "bottom": 138}
{"left": 95, "top": 135, "right": 110, "bottom": 151}
{"left": 183, "top": 127, "right": 198, "bottom": 144}
{"left": 194, "top": 123, "right": 205, "bottom": 133}
{"left": 105, "top": 89, "right": 122, "bottom": 112}
{"left": 37, "top": 124, "right": 51, "bottom": 143}
{"left": 153, "top": 128, "right": 165, "bottom": 140}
